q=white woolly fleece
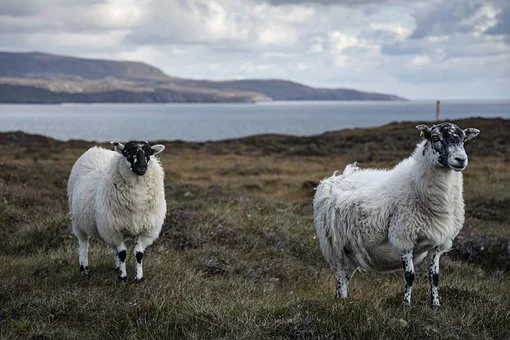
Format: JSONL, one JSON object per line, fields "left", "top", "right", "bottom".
{"left": 68, "top": 146, "right": 166, "bottom": 247}
{"left": 313, "top": 140, "right": 464, "bottom": 272}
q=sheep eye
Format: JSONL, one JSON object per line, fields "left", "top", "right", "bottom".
{"left": 431, "top": 136, "right": 440, "bottom": 142}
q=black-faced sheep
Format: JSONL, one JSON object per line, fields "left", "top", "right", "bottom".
{"left": 313, "top": 122, "right": 480, "bottom": 306}
{"left": 67, "top": 141, "right": 166, "bottom": 282}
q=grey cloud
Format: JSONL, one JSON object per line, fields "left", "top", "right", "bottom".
{"left": 486, "top": 6, "right": 510, "bottom": 36}
{"left": 259, "top": 0, "right": 406, "bottom": 5}
{"left": 410, "top": 0, "right": 484, "bottom": 39}
{"left": 0, "top": 0, "right": 103, "bottom": 18}
{"left": 125, "top": 2, "right": 235, "bottom": 46}
{"left": 382, "top": 32, "right": 509, "bottom": 60}
{"left": 0, "top": 17, "right": 45, "bottom": 34}
{"left": 390, "top": 57, "right": 507, "bottom": 85}
{"left": 124, "top": 1, "right": 323, "bottom": 54}
{"left": 359, "top": 29, "right": 403, "bottom": 44}
{"left": 0, "top": 1, "right": 43, "bottom": 17}
{"left": 0, "top": 2, "right": 134, "bottom": 37}
{"left": 381, "top": 41, "right": 424, "bottom": 56}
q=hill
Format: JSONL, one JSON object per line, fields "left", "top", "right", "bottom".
{"left": 0, "top": 51, "right": 170, "bottom": 82}
{"left": 0, "top": 51, "right": 406, "bottom": 103}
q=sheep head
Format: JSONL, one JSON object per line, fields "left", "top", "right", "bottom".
{"left": 416, "top": 123, "right": 479, "bottom": 172}
{"left": 111, "top": 141, "right": 165, "bottom": 176}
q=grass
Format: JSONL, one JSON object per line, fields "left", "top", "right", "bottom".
{"left": 0, "top": 118, "right": 509, "bottom": 339}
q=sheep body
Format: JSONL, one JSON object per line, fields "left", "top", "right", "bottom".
{"left": 313, "top": 123, "right": 479, "bottom": 306}
{"left": 68, "top": 143, "right": 166, "bottom": 281}
{"left": 315, "top": 141, "right": 463, "bottom": 271}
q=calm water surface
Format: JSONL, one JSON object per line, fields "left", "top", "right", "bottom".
{"left": 0, "top": 100, "right": 508, "bottom": 142}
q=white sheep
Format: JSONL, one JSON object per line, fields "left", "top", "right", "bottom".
{"left": 313, "top": 122, "right": 479, "bottom": 306}
{"left": 67, "top": 141, "right": 166, "bottom": 282}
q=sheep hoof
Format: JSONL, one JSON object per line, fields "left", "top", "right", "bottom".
{"left": 80, "top": 265, "right": 89, "bottom": 277}
{"left": 402, "top": 301, "right": 411, "bottom": 307}
{"left": 135, "top": 277, "right": 144, "bottom": 284}
{"left": 119, "top": 276, "right": 128, "bottom": 284}
{"left": 431, "top": 303, "right": 441, "bottom": 310}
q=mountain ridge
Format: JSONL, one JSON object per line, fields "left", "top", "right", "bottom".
{"left": 0, "top": 51, "right": 407, "bottom": 103}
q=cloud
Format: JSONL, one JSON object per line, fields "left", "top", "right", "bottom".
{"left": 259, "top": 0, "right": 405, "bottom": 5}
{"left": 485, "top": 2, "right": 510, "bottom": 36}
{"left": 0, "top": 0, "right": 508, "bottom": 99}
{"left": 411, "top": 1, "right": 480, "bottom": 38}
{"left": 124, "top": 0, "right": 318, "bottom": 52}
{"left": 409, "top": 55, "right": 431, "bottom": 66}
{"left": 0, "top": 1, "right": 42, "bottom": 17}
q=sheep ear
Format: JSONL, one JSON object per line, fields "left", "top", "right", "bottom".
{"left": 464, "top": 128, "right": 480, "bottom": 141}
{"left": 111, "top": 142, "right": 125, "bottom": 154}
{"left": 151, "top": 144, "right": 165, "bottom": 156}
{"left": 416, "top": 124, "right": 431, "bottom": 139}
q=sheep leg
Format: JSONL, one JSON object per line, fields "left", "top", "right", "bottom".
{"left": 134, "top": 234, "right": 155, "bottom": 282}
{"left": 78, "top": 237, "right": 89, "bottom": 275}
{"left": 429, "top": 249, "right": 441, "bottom": 307}
{"left": 116, "top": 243, "right": 128, "bottom": 283}
{"left": 335, "top": 266, "right": 356, "bottom": 298}
{"left": 74, "top": 228, "right": 89, "bottom": 275}
{"left": 133, "top": 241, "right": 144, "bottom": 282}
{"left": 401, "top": 252, "right": 415, "bottom": 306}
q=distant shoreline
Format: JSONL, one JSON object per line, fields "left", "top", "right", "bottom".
{"left": 0, "top": 51, "right": 407, "bottom": 103}
{"left": 2, "top": 99, "right": 510, "bottom": 105}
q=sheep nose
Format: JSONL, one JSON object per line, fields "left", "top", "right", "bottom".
{"left": 136, "top": 150, "right": 147, "bottom": 166}
{"left": 454, "top": 157, "right": 466, "bottom": 166}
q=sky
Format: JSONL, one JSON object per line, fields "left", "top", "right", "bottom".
{"left": 0, "top": 0, "right": 509, "bottom": 99}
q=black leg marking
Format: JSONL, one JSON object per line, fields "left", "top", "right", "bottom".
{"left": 135, "top": 251, "right": 144, "bottom": 264}
{"left": 404, "top": 270, "right": 415, "bottom": 286}
{"left": 117, "top": 249, "right": 128, "bottom": 282}
{"left": 430, "top": 271, "right": 439, "bottom": 287}
{"left": 335, "top": 268, "right": 352, "bottom": 298}
{"left": 118, "top": 250, "right": 127, "bottom": 262}
{"left": 401, "top": 253, "right": 415, "bottom": 306}
{"left": 429, "top": 251, "right": 441, "bottom": 306}
{"left": 135, "top": 251, "right": 144, "bottom": 283}
{"left": 335, "top": 279, "right": 342, "bottom": 298}
{"left": 335, "top": 279, "right": 349, "bottom": 298}
{"left": 429, "top": 270, "right": 440, "bottom": 306}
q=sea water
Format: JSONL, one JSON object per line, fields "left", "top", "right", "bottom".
{"left": 0, "top": 100, "right": 508, "bottom": 142}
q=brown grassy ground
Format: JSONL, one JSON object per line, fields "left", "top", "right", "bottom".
{"left": 0, "top": 117, "right": 509, "bottom": 339}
